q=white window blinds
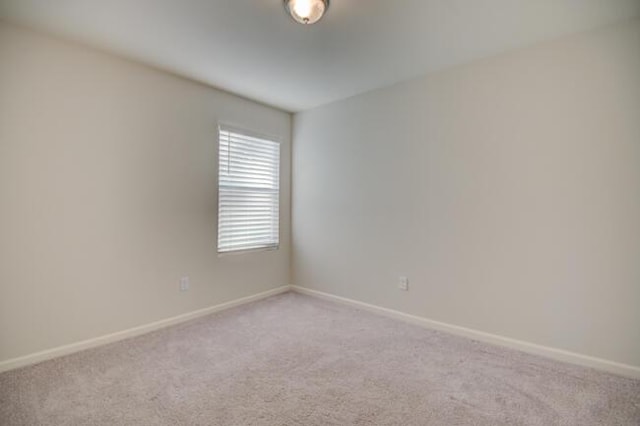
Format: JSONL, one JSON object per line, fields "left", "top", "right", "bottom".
{"left": 217, "top": 126, "right": 280, "bottom": 253}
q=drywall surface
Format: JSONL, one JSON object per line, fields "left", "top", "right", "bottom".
{"left": 0, "top": 22, "right": 291, "bottom": 362}
{"left": 292, "top": 20, "right": 640, "bottom": 367}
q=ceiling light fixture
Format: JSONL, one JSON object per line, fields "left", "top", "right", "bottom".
{"left": 284, "top": 0, "right": 330, "bottom": 25}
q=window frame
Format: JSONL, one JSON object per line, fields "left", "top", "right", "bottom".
{"left": 216, "top": 123, "right": 281, "bottom": 255}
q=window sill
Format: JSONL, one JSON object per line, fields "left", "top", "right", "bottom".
{"left": 217, "top": 245, "right": 279, "bottom": 257}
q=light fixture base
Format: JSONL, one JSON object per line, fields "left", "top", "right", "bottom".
{"left": 284, "top": 0, "right": 330, "bottom": 25}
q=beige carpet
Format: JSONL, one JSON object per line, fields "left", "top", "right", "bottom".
{"left": 1, "top": 292, "right": 639, "bottom": 425}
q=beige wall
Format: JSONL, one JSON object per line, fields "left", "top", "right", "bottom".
{"left": 0, "top": 22, "right": 291, "bottom": 362}
{"left": 292, "top": 20, "right": 640, "bottom": 367}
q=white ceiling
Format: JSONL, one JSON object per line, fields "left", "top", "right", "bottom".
{"left": 1, "top": 0, "right": 639, "bottom": 112}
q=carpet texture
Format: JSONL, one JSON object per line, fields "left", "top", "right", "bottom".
{"left": 1, "top": 292, "right": 639, "bottom": 425}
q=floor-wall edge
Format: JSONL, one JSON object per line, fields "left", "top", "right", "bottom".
{"left": 0, "top": 285, "right": 292, "bottom": 373}
{"left": 291, "top": 285, "right": 640, "bottom": 380}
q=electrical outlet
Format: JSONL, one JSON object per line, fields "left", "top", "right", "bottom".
{"left": 398, "top": 276, "right": 409, "bottom": 291}
{"left": 179, "top": 276, "right": 190, "bottom": 292}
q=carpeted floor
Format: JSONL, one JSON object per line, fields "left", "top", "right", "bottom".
{"left": 1, "top": 292, "right": 639, "bottom": 425}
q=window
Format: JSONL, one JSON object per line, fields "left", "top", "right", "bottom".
{"left": 217, "top": 125, "right": 280, "bottom": 253}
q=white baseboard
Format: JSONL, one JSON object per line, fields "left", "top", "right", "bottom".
{"left": 291, "top": 286, "right": 640, "bottom": 379}
{"left": 4, "top": 284, "right": 638, "bottom": 379}
{"left": 0, "top": 285, "right": 291, "bottom": 374}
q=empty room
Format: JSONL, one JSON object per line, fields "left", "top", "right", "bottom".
{"left": 1, "top": 0, "right": 639, "bottom": 424}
